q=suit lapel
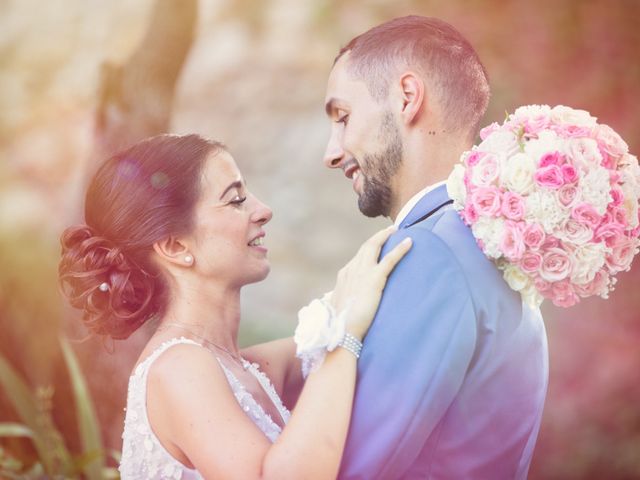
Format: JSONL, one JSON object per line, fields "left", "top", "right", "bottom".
{"left": 399, "top": 184, "right": 452, "bottom": 229}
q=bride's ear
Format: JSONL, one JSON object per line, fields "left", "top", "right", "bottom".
{"left": 153, "top": 237, "right": 193, "bottom": 267}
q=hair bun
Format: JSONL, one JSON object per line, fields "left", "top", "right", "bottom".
{"left": 59, "top": 224, "right": 157, "bottom": 339}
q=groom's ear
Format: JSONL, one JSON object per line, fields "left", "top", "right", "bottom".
{"left": 397, "top": 72, "right": 424, "bottom": 126}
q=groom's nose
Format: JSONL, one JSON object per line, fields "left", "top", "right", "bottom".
{"left": 323, "top": 133, "right": 345, "bottom": 169}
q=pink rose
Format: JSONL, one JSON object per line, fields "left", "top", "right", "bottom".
{"left": 501, "top": 192, "right": 526, "bottom": 220}
{"left": 609, "top": 187, "right": 623, "bottom": 207}
{"left": 524, "top": 116, "right": 551, "bottom": 135}
{"left": 560, "top": 164, "right": 578, "bottom": 184}
{"left": 606, "top": 237, "right": 638, "bottom": 273}
{"left": 593, "top": 124, "right": 629, "bottom": 157}
{"left": 598, "top": 147, "right": 615, "bottom": 169}
{"left": 520, "top": 252, "right": 542, "bottom": 273}
{"left": 500, "top": 221, "right": 526, "bottom": 260}
{"left": 557, "top": 184, "right": 579, "bottom": 207}
{"left": 540, "top": 247, "right": 572, "bottom": 282}
{"left": 523, "top": 222, "right": 546, "bottom": 249}
{"left": 466, "top": 151, "right": 485, "bottom": 167}
{"left": 534, "top": 165, "right": 564, "bottom": 189}
{"left": 609, "top": 171, "right": 621, "bottom": 184}
{"left": 571, "top": 203, "right": 602, "bottom": 229}
{"left": 574, "top": 271, "right": 609, "bottom": 297}
{"left": 559, "top": 219, "right": 594, "bottom": 244}
{"left": 539, "top": 152, "right": 565, "bottom": 168}
{"left": 470, "top": 186, "right": 502, "bottom": 217}
{"left": 595, "top": 221, "right": 625, "bottom": 247}
{"left": 541, "top": 235, "right": 561, "bottom": 250}
{"left": 551, "top": 280, "right": 579, "bottom": 307}
{"left": 472, "top": 153, "right": 500, "bottom": 186}
{"left": 461, "top": 203, "right": 479, "bottom": 225}
{"left": 553, "top": 124, "right": 592, "bottom": 139}
{"left": 533, "top": 276, "right": 553, "bottom": 296}
{"left": 609, "top": 206, "right": 628, "bottom": 226}
{"left": 479, "top": 123, "right": 501, "bottom": 141}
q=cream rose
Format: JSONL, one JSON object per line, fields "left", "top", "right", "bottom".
{"left": 501, "top": 152, "right": 537, "bottom": 195}
{"left": 294, "top": 299, "right": 333, "bottom": 353}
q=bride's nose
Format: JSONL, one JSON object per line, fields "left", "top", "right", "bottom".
{"left": 251, "top": 198, "right": 273, "bottom": 225}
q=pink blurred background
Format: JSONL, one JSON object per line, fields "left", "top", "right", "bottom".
{"left": 1, "top": 0, "right": 639, "bottom": 477}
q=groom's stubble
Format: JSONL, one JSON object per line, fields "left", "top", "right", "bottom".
{"left": 357, "top": 111, "right": 403, "bottom": 218}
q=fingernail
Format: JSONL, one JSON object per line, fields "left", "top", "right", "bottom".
{"left": 402, "top": 237, "right": 412, "bottom": 244}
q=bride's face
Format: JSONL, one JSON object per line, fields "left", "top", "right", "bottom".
{"left": 187, "top": 151, "right": 272, "bottom": 286}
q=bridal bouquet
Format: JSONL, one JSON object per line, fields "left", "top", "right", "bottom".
{"left": 447, "top": 105, "right": 640, "bottom": 307}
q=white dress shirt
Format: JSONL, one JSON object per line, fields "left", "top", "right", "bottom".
{"left": 393, "top": 180, "right": 447, "bottom": 227}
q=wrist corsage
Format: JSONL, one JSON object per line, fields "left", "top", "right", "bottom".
{"left": 293, "top": 295, "right": 360, "bottom": 377}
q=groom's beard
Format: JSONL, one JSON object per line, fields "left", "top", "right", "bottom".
{"left": 357, "top": 112, "right": 403, "bottom": 218}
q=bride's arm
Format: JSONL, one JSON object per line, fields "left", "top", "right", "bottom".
{"left": 241, "top": 338, "right": 303, "bottom": 410}
{"left": 149, "top": 227, "right": 411, "bottom": 479}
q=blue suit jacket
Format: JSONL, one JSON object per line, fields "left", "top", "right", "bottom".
{"left": 338, "top": 184, "right": 548, "bottom": 479}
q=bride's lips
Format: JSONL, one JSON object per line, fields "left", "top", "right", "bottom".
{"left": 247, "top": 232, "right": 267, "bottom": 253}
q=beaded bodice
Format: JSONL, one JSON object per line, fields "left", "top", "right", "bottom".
{"left": 119, "top": 337, "right": 291, "bottom": 479}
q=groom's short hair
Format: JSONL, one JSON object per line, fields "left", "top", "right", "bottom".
{"left": 335, "top": 15, "right": 490, "bottom": 142}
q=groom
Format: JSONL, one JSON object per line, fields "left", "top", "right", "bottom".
{"left": 323, "top": 16, "right": 548, "bottom": 479}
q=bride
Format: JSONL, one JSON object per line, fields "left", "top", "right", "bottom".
{"left": 58, "top": 133, "right": 411, "bottom": 479}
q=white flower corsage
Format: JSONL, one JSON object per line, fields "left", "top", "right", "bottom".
{"left": 294, "top": 294, "right": 347, "bottom": 378}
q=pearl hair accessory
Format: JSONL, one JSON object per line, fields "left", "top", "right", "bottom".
{"left": 98, "top": 282, "right": 109, "bottom": 292}
{"left": 184, "top": 255, "right": 193, "bottom": 264}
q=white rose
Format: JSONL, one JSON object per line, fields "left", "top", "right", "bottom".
{"left": 565, "top": 137, "right": 602, "bottom": 172}
{"left": 524, "top": 131, "right": 564, "bottom": 165}
{"left": 551, "top": 105, "right": 598, "bottom": 127}
{"left": 501, "top": 152, "right": 537, "bottom": 195}
{"left": 502, "top": 263, "right": 530, "bottom": 292}
{"left": 471, "top": 153, "right": 501, "bottom": 186}
{"left": 472, "top": 217, "right": 505, "bottom": 259}
{"left": 620, "top": 181, "right": 639, "bottom": 229}
{"left": 555, "top": 219, "right": 593, "bottom": 245}
{"left": 512, "top": 104, "right": 552, "bottom": 121}
{"left": 525, "top": 190, "right": 567, "bottom": 233}
{"left": 580, "top": 166, "right": 612, "bottom": 215}
{"left": 478, "top": 130, "right": 521, "bottom": 156}
{"left": 294, "top": 299, "right": 332, "bottom": 353}
{"left": 570, "top": 243, "right": 607, "bottom": 284}
{"left": 446, "top": 163, "right": 467, "bottom": 209}
{"left": 521, "top": 284, "right": 544, "bottom": 308}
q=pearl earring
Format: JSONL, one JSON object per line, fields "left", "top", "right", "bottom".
{"left": 184, "top": 255, "right": 193, "bottom": 265}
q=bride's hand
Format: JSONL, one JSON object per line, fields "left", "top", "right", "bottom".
{"left": 330, "top": 226, "right": 412, "bottom": 340}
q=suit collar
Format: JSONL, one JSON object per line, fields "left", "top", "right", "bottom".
{"left": 398, "top": 183, "right": 451, "bottom": 229}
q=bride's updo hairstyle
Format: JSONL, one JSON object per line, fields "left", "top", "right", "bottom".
{"left": 59, "top": 134, "right": 223, "bottom": 339}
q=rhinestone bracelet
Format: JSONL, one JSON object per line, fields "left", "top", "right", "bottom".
{"left": 338, "top": 332, "right": 363, "bottom": 359}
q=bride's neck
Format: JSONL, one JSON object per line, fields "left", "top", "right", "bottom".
{"left": 158, "top": 279, "right": 242, "bottom": 352}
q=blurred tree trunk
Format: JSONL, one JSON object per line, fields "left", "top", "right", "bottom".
{"left": 90, "top": 0, "right": 197, "bottom": 180}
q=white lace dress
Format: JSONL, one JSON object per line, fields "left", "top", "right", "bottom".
{"left": 119, "top": 337, "right": 291, "bottom": 479}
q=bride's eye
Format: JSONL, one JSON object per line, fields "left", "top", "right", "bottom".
{"left": 229, "top": 195, "right": 247, "bottom": 206}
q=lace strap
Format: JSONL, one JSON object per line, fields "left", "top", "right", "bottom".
{"left": 133, "top": 336, "right": 203, "bottom": 379}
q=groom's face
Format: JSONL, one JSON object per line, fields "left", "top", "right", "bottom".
{"left": 323, "top": 54, "right": 403, "bottom": 218}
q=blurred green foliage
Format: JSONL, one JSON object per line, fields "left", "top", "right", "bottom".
{"left": 0, "top": 338, "right": 118, "bottom": 479}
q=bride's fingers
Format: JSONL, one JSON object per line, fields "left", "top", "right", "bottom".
{"left": 358, "top": 225, "right": 398, "bottom": 262}
{"left": 376, "top": 237, "right": 412, "bottom": 278}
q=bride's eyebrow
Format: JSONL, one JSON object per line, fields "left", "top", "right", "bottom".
{"left": 219, "top": 180, "right": 243, "bottom": 200}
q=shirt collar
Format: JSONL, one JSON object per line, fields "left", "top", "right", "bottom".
{"left": 393, "top": 180, "right": 447, "bottom": 227}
